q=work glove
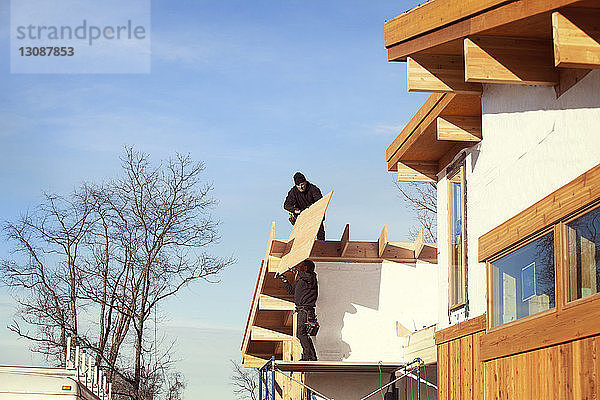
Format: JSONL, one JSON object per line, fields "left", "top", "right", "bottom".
{"left": 288, "top": 212, "right": 297, "bottom": 225}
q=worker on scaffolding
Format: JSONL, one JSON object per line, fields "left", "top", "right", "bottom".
{"left": 284, "top": 172, "right": 325, "bottom": 240}
{"left": 276, "top": 259, "right": 319, "bottom": 361}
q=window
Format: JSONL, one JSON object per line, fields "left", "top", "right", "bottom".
{"left": 448, "top": 166, "right": 466, "bottom": 309}
{"left": 490, "top": 232, "right": 555, "bottom": 327}
{"left": 566, "top": 205, "right": 600, "bottom": 302}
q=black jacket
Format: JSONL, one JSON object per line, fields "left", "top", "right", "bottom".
{"left": 283, "top": 182, "right": 323, "bottom": 214}
{"left": 283, "top": 271, "right": 318, "bottom": 308}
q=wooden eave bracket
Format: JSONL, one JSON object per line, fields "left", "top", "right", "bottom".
{"left": 552, "top": 9, "right": 600, "bottom": 70}
{"left": 436, "top": 115, "right": 481, "bottom": 142}
{"left": 464, "top": 36, "right": 558, "bottom": 86}
{"left": 378, "top": 225, "right": 388, "bottom": 258}
{"left": 413, "top": 226, "right": 425, "bottom": 259}
{"left": 407, "top": 54, "right": 482, "bottom": 95}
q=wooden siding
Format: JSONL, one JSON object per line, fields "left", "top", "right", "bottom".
{"left": 438, "top": 330, "right": 485, "bottom": 400}
{"left": 438, "top": 316, "right": 600, "bottom": 399}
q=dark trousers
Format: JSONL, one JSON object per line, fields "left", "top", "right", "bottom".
{"left": 317, "top": 223, "right": 325, "bottom": 240}
{"left": 296, "top": 307, "right": 317, "bottom": 361}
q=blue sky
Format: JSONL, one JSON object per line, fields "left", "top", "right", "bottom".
{"left": 0, "top": 0, "right": 426, "bottom": 397}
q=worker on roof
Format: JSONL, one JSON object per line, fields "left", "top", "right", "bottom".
{"left": 284, "top": 172, "right": 325, "bottom": 240}
{"left": 276, "top": 260, "right": 319, "bottom": 361}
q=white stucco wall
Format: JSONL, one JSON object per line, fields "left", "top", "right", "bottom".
{"left": 314, "top": 260, "right": 438, "bottom": 362}
{"left": 437, "top": 70, "right": 600, "bottom": 328}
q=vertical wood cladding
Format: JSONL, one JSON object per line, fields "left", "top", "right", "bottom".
{"left": 437, "top": 319, "right": 600, "bottom": 399}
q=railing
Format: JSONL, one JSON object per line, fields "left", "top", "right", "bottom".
{"left": 65, "top": 336, "right": 112, "bottom": 400}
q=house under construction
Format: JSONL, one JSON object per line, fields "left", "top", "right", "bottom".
{"left": 242, "top": 0, "right": 600, "bottom": 398}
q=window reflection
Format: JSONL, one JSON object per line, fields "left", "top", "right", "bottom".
{"left": 567, "top": 206, "right": 600, "bottom": 301}
{"left": 449, "top": 168, "right": 464, "bottom": 307}
{"left": 491, "top": 232, "right": 555, "bottom": 327}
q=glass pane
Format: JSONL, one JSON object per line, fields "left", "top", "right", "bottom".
{"left": 491, "top": 232, "right": 555, "bottom": 327}
{"left": 567, "top": 207, "right": 600, "bottom": 301}
{"left": 449, "top": 172, "right": 463, "bottom": 306}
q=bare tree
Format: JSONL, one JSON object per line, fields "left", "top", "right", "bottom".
{"left": 1, "top": 147, "right": 234, "bottom": 400}
{"left": 394, "top": 181, "right": 437, "bottom": 242}
{"left": 230, "top": 360, "right": 258, "bottom": 400}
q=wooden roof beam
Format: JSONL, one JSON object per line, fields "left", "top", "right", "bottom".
{"left": 413, "top": 227, "right": 425, "bottom": 259}
{"left": 243, "top": 354, "right": 269, "bottom": 369}
{"left": 464, "top": 36, "right": 559, "bottom": 86}
{"left": 397, "top": 161, "right": 438, "bottom": 183}
{"left": 436, "top": 116, "right": 482, "bottom": 142}
{"left": 251, "top": 326, "right": 293, "bottom": 341}
{"left": 339, "top": 224, "right": 350, "bottom": 256}
{"left": 386, "top": 0, "right": 585, "bottom": 61}
{"left": 553, "top": 8, "right": 600, "bottom": 69}
{"left": 407, "top": 54, "right": 482, "bottom": 95}
{"left": 259, "top": 294, "right": 295, "bottom": 311}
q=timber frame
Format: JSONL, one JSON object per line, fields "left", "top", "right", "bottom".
{"left": 385, "top": 0, "right": 599, "bottom": 96}
{"left": 241, "top": 222, "right": 437, "bottom": 367}
{"left": 385, "top": 0, "right": 600, "bottom": 181}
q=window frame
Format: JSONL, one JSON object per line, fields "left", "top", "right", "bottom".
{"left": 478, "top": 163, "right": 600, "bottom": 361}
{"left": 447, "top": 164, "right": 467, "bottom": 311}
{"left": 559, "top": 201, "right": 600, "bottom": 311}
{"left": 486, "top": 226, "right": 558, "bottom": 332}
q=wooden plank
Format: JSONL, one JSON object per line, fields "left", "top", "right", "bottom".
{"left": 397, "top": 161, "right": 438, "bottom": 183}
{"left": 473, "top": 331, "right": 484, "bottom": 399}
{"left": 277, "top": 191, "right": 333, "bottom": 272}
{"left": 437, "top": 342, "right": 450, "bottom": 400}
{"left": 480, "top": 297, "right": 600, "bottom": 361}
{"left": 449, "top": 339, "right": 461, "bottom": 400}
{"left": 387, "top": 0, "right": 586, "bottom": 61}
{"left": 464, "top": 36, "right": 558, "bottom": 85}
{"left": 553, "top": 9, "right": 600, "bottom": 69}
{"left": 461, "top": 335, "right": 474, "bottom": 399}
{"left": 435, "top": 314, "right": 487, "bottom": 344}
{"left": 243, "top": 354, "right": 269, "bottom": 369}
{"left": 378, "top": 225, "right": 387, "bottom": 258}
{"left": 251, "top": 326, "right": 293, "bottom": 341}
{"left": 404, "top": 325, "right": 437, "bottom": 364}
{"left": 414, "top": 226, "right": 425, "bottom": 259}
{"left": 407, "top": 55, "right": 483, "bottom": 95}
{"left": 384, "top": 0, "right": 510, "bottom": 48}
{"left": 479, "top": 163, "right": 600, "bottom": 261}
{"left": 259, "top": 294, "right": 295, "bottom": 311}
{"left": 437, "top": 115, "right": 482, "bottom": 142}
{"left": 339, "top": 224, "right": 350, "bottom": 257}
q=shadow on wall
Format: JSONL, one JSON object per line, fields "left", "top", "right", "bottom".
{"left": 314, "top": 263, "right": 381, "bottom": 361}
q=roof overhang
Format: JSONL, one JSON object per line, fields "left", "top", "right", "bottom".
{"left": 385, "top": 93, "right": 482, "bottom": 179}
{"left": 384, "top": 0, "right": 599, "bottom": 100}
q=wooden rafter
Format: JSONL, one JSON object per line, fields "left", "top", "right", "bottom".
{"left": 436, "top": 116, "right": 482, "bottom": 142}
{"left": 386, "top": 93, "right": 482, "bottom": 177}
{"left": 397, "top": 161, "right": 438, "bottom": 183}
{"left": 243, "top": 222, "right": 438, "bottom": 363}
{"left": 464, "top": 36, "right": 558, "bottom": 86}
{"left": 407, "top": 54, "right": 482, "bottom": 95}
{"left": 552, "top": 8, "right": 600, "bottom": 69}
{"left": 385, "top": 0, "right": 587, "bottom": 60}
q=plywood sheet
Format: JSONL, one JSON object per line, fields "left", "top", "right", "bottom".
{"left": 277, "top": 191, "right": 333, "bottom": 272}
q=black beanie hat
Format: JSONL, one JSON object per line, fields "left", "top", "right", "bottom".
{"left": 294, "top": 172, "right": 307, "bottom": 185}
